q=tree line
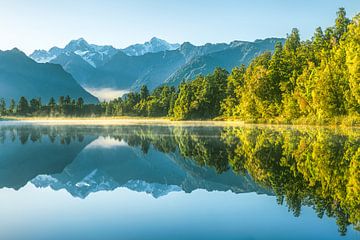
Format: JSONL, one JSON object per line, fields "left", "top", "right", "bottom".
{"left": 0, "top": 95, "right": 103, "bottom": 117}
{"left": 1, "top": 8, "right": 359, "bottom": 123}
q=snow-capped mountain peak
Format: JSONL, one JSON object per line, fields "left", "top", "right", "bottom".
{"left": 29, "top": 37, "right": 180, "bottom": 66}
{"left": 121, "top": 37, "right": 180, "bottom": 56}
{"left": 29, "top": 38, "right": 119, "bottom": 68}
{"left": 64, "top": 38, "right": 92, "bottom": 52}
{"left": 29, "top": 49, "right": 56, "bottom": 63}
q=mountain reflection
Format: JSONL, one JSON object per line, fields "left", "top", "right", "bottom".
{"left": 0, "top": 124, "right": 358, "bottom": 235}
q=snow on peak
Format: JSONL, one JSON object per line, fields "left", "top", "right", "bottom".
{"left": 122, "top": 37, "right": 180, "bottom": 56}
{"left": 29, "top": 38, "right": 118, "bottom": 68}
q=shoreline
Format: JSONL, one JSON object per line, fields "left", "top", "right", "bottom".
{"left": 0, "top": 117, "right": 246, "bottom": 127}
{"left": 1, "top": 117, "right": 360, "bottom": 129}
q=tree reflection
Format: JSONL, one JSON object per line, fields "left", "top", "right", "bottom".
{"left": 0, "top": 125, "right": 358, "bottom": 234}
{"left": 221, "top": 127, "right": 360, "bottom": 235}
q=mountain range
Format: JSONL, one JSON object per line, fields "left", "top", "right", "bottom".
{"left": 0, "top": 37, "right": 284, "bottom": 102}
{"left": 28, "top": 37, "right": 285, "bottom": 95}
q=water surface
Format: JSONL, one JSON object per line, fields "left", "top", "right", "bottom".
{"left": 0, "top": 124, "right": 359, "bottom": 239}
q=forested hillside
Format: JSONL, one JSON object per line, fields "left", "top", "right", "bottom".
{"left": 173, "top": 8, "right": 360, "bottom": 123}
{"left": 1, "top": 9, "right": 359, "bottom": 126}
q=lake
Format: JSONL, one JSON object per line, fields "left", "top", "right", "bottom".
{"left": 0, "top": 123, "right": 359, "bottom": 240}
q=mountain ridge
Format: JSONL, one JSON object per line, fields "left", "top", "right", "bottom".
{"left": 26, "top": 37, "right": 285, "bottom": 100}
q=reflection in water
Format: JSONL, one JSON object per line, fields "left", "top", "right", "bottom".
{"left": 0, "top": 124, "right": 359, "bottom": 236}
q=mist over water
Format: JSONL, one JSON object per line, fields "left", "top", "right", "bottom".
{"left": 84, "top": 87, "right": 130, "bottom": 101}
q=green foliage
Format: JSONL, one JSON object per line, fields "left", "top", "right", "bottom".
{"left": 221, "top": 8, "right": 359, "bottom": 123}
{"left": 173, "top": 68, "right": 228, "bottom": 120}
{"left": 344, "top": 14, "right": 360, "bottom": 107}
{"left": 221, "top": 127, "right": 360, "bottom": 235}
{"left": 17, "top": 96, "right": 29, "bottom": 116}
{"left": 0, "top": 98, "right": 6, "bottom": 116}
{"left": 103, "top": 85, "right": 176, "bottom": 117}
{"left": 221, "top": 65, "right": 246, "bottom": 118}
{"left": 140, "top": 85, "right": 150, "bottom": 100}
{"left": 9, "top": 99, "right": 16, "bottom": 115}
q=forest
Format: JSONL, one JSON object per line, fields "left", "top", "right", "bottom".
{"left": 0, "top": 8, "right": 359, "bottom": 125}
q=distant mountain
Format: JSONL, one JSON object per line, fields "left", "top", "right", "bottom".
{"left": 50, "top": 52, "right": 96, "bottom": 87}
{"left": 30, "top": 38, "right": 119, "bottom": 68}
{"left": 178, "top": 41, "right": 230, "bottom": 61}
{"left": 122, "top": 37, "right": 180, "bottom": 56}
{"left": 29, "top": 37, "right": 179, "bottom": 67}
{"left": 166, "top": 38, "right": 285, "bottom": 86}
{"left": 0, "top": 49, "right": 98, "bottom": 103}
{"left": 85, "top": 50, "right": 186, "bottom": 90}
{"left": 28, "top": 37, "right": 284, "bottom": 98}
{"left": 83, "top": 38, "right": 285, "bottom": 90}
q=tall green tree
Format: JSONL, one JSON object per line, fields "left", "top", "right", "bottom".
{"left": 344, "top": 14, "right": 360, "bottom": 107}
{"left": 9, "top": 99, "right": 16, "bottom": 115}
{"left": 140, "top": 85, "right": 150, "bottom": 100}
{"left": 334, "top": 8, "right": 350, "bottom": 42}
{"left": 0, "top": 98, "right": 6, "bottom": 116}
{"left": 30, "top": 98, "right": 41, "bottom": 113}
{"left": 48, "top": 97, "right": 56, "bottom": 116}
{"left": 221, "top": 65, "right": 246, "bottom": 117}
{"left": 17, "top": 97, "right": 29, "bottom": 115}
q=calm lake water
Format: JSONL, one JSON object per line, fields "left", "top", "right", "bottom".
{"left": 0, "top": 123, "right": 359, "bottom": 240}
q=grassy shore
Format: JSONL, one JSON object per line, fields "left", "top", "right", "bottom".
{"left": 0, "top": 116, "right": 245, "bottom": 126}
{"left": 1, "top": 115, "right": 360, "bottom": 127}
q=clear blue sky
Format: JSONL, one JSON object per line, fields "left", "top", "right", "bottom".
{"left": 1, "top": 0, "right": 359, "bottom": 54}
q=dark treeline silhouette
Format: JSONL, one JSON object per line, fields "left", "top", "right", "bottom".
{"left": 0, "top": 95, "right": 102, "bottom": 117}
{"left": 0, "top": 86, "right": 175, "bottom": 117}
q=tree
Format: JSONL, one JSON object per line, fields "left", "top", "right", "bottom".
{"left": 140, "top": 85, "right": 149, "bottom": 100}
{"left": 207, "top": 68, "right": 229, "bottom": 117}
{"left": 77, "top": 97, "right": 84, "bottom": 109}
{"left": 284, "top": 28, "right": 301, "bottom": 54}
{"left": 0, "top": 98, "right": 6, "bottom": 116}
{"left": 48, "top": 97, "right": 56, "bottom": 116}
{"left": 221, "top": 65, "right": 246, "bottom": 117}
{"left": 17, "top": 97, "right": 29, "bottom": 115}
{"left": 63, "top": 95, "right": 73, "bottom": 116}
{"left": 313, "top": 27, "right": 325, "bottom": 51}
{"left": 344, "top": 14, "right": 360, "bottom": 107}
{"left": 58, "top": 96, "right": 64, "bottom": 115}
{"left": 30, "top": 98, "right": 41, "bottom": 114}
{"left": 173, "top": 68, "right": 228, "bottom": 120}
{"left": 123, "top": 92, "right": 141, "bottom": 115}
{"left": 238, "top": 52, "right": 272, "bottom": 119}
{"left": 168, "top": 91, "right": 177, "bottom": 117}
{"left": 9, "top": 99, "right": 16, "bottom": 115}
{"left": 334, "top": 8, "right": 350, "bottom": 42}
{"left": 173, "top": 82, "right": 193, "bottom": 120}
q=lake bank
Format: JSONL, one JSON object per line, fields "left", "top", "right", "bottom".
{"left": 1, "top": 116, "right": 360, "bottom": 130}
{"left": 0, "top": 116, "right": 246, "bottom": 127}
